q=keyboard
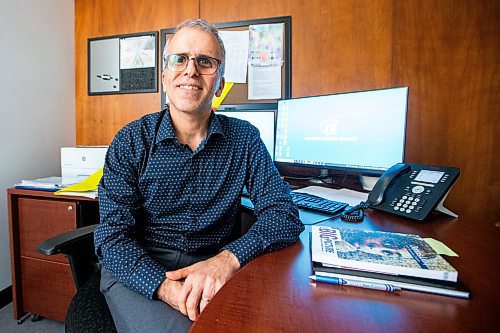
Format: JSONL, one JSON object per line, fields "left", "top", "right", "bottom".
{"left": 291, "top": 192, "right": 348, "bottom": 215}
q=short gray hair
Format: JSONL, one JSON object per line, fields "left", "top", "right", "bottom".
{"left": 162, "top": 19, "right": 226, "bottom": 76}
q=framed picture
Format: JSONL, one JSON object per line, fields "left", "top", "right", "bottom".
{"left": 88, "top": 31, "right": 158, "bottom": 95}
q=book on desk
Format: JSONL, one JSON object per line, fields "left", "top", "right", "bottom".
{"left": 311, "top": 226, "right": 470, "bottom": 299}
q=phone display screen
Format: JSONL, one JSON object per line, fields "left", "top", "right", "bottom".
{"left": 415, "top": 170, "right": 445, "bottom": 184}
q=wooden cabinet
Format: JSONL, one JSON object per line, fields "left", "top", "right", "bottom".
{"left": 7, "top": 189, "right": 99, "bottom": 322}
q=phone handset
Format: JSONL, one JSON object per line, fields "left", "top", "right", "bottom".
{"left": 367, "top": 163, "right": 411, "bottom": 206}
{"left": 341, "top": 163, "right": 411, "bottom": 222}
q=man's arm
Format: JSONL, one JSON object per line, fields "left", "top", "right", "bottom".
{"left": 94, "top": 127, "right": 168, "bottom": 300}
{"left": 223, "top": 126, "right": 304, "bottom": 265}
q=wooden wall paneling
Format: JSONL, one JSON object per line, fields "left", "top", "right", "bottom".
{"left": 392, "top": 0, "right": 500, "bottom": 221}
{"left": 200, "top": 0, "right": 394, "bottom": 97}
{"left": 75, "top": 0, "right": 200, "bottom": 146}
{"left": 74, "top": 0, "right": 499, "bottom": 223}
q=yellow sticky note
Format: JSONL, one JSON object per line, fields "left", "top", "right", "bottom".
{"left": 56, "top": 168, "right": 103, "bottom": 194}
{"left": 212, "top": 82, "right": 234, "bottom": 109}
{"left": 424, "top": 238, "right": 459, "bottom": 257}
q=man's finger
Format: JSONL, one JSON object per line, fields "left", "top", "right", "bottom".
{"left": 199, "top": 297, "right": 210, "bottom": 313}
{"left": 185, "top": 287, "right": 202, "bottom": 321}
{"left": 166, "top": 267, "right": 189, "bottom": 280}
{"left": 177, "top": 280, "right": 193, "bottom": 316}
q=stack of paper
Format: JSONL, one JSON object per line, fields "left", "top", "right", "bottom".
{"left": 15, "top": 177, "right": 73, "bottom": 192}
{"left": 293, "top": 186, "right": 368, "bottom": 207}
{"left": 55, "top": 168, "right": 103, "bottom": 199}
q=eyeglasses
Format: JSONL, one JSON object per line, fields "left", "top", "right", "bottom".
{"left": 164, "top": 54, "right": 221, "bottom": 75}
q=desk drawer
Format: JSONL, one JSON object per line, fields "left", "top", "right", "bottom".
{"left": 21, "top": 256, "right": 76, "bottom": 322}
{"left": 18, "top": 198, "right": 77, "bottom": 262}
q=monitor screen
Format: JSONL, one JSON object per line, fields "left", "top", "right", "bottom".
{"left": 274, "top": 87, "right": 408, "bottom": 174}
{"left": 216, "top": 109, "right": 276, "bottom": 160}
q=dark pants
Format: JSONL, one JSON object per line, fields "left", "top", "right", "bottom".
{"left": 100, "top": 247, "right": 214, "bottom": 333}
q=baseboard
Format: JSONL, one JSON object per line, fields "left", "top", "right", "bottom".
{"left": 0, "top": 286, "right": 13, "bottom": 309}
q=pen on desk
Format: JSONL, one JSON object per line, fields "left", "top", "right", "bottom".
{"left": 309, "top": 275, "right": 401, "bottom": 292}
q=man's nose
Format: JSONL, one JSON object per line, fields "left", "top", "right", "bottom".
{"left": 184, "top": 58, "right": 199, "bottom": 77}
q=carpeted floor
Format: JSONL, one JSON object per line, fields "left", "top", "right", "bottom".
{"left": 0, "top": 303, "right": 64, "bottom": 333}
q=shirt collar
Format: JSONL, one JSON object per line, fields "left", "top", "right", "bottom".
{"left": 155, "top": 107, "right": 225, "bottom": 145}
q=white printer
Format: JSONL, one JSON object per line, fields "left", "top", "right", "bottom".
{"left": 61, "top": 146, "right": 108, "bottom": 183}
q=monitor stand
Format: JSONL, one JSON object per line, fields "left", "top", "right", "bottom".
{"left": 309, "top": 169, "right": 333, "bottom": 184}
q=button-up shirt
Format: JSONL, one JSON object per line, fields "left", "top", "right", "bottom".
{"left": 94, "top": 108, "right": 303, "bottom": 299}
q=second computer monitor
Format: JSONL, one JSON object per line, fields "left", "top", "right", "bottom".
{"left": 274, "top": 87, "right": 408, "bottom": 174}
{"left": 216, "top": 108, "right": 276, "bottom": 160}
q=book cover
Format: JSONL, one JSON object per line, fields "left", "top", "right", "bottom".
{"left": 311, "top": 226, "right": 458, "bottom": 282}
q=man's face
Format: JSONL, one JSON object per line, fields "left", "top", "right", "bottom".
{"left": 162, "top": 27, "right": 224, "bottom": 116}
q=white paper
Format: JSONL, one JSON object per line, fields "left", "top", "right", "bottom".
{"left": 120, "top": 35, "right": 156, "bottom": 69}
{"left": 219, "top": 31, "right": 249, "bottom": 83}
{"left": 247, "top": 66, "right": 281, "bottom": 100}
{"left": 293, "top": 186, "right": 368, "bottom": 207}
{"left": 248, "top": 23, "right": 284, "bottom": 67}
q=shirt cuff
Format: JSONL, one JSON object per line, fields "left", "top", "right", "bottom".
{"left": 223, "top": 231, "right": 264, "bottom": 266}
{"left": 127, "top": 258, "right": 167, "bottom": 299}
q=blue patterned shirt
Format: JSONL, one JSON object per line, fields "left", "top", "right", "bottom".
{"left": 94, "top": 108, "right": 303, "bottom": 299}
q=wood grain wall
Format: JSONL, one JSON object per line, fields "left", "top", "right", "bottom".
{"left": 75, "top": 0, "right": 199, "bottom": 145}
{"left": 75, "top": 0, "right": 499, "bottom": 223}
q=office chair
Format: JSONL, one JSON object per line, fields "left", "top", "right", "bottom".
{"left": 37, "top": 206, "right": 256, "bottom": 333}
{"left": 37, "top": 224, "right": 117, "bottom": 333}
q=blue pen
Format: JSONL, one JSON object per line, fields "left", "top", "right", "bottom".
{"left": 309, "top": 275, "right": 401, "bottom": 292}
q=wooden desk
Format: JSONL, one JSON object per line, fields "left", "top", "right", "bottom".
{"left": 190, "top": 210, "right": 500, "bottom": 333}
{"left": 7, "top": 189, "right": 99, "bottom": 322}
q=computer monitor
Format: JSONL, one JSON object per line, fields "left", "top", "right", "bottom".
{"left": 216, "top": 107, "right": 276, "bottom": 160}
{"left": 274, "top": 87, "right": 408, "bottom": 175}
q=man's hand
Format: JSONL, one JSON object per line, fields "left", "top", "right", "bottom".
{"left": 156, "top": 278, "right": 184, "bottom": 310}
{"left": 165, "top": 250, "right": 241, "bottom": 321}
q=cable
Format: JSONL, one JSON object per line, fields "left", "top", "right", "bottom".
{"left": 341, "top": 202, "right": 370, "bottom": 223}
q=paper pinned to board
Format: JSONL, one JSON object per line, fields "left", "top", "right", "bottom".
{"left": 219, "top": 30, "right": 250, "bottom": 83}
{"left": 424, "top": 238, "right": 459, "bottom": 257}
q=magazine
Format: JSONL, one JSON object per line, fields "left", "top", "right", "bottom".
{"left": 311, "top": 226, "right": 458, "bottom": 282}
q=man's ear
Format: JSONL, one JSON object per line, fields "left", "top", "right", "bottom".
{"left": 161, "top": 70, "right": 167, "bottom": 93}
{"left": 215, "top": 77, "right": 225, "bottom": 97}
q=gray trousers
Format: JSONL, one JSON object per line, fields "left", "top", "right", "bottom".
{"left": 100, "top": 247, "right": 215, "bottom": 333}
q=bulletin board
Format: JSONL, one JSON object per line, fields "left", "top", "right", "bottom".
{"left": 88, "top": 31, "right": 159, "bottom": 95}
{"left": 160, "top": 16, "right": 291, "bottom": 110}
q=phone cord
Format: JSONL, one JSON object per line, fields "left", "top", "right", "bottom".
{"left": 340, "top": 202, "right": 370, "bottom": 223}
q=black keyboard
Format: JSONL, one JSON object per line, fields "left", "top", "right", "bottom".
{"left": 291, "top": 192, "right": 348, "bottom": 215}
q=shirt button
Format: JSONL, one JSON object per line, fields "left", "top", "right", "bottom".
{"left": 191, "top": 186, "right": 197, "bottom": 193}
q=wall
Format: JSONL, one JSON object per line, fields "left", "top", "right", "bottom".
{"left": 75, "top": 0, "right": 499, "bottom": 224}
{"left": 0, "top": 0, "right": 75, "bottom": 290}
{"left": 75, "top": 0, "right": 199, "bottom": 145}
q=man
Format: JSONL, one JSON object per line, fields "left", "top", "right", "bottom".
{"left": 95, "top": 19, "right": 303, "bottom": 333}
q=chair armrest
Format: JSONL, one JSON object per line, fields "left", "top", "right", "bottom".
{"left": 37, "top": 224, "right": 98, "bottom": 256}
{"left": 37, "top": 224, "right": 99, "bottom": 289}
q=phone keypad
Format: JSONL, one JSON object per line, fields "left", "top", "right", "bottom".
{"left": 390, "top": 194, "right": 426, "bottom": 215}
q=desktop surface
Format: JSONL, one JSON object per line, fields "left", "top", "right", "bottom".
{"left": 190, "top": 209, "right": 500, "bottom": 333}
